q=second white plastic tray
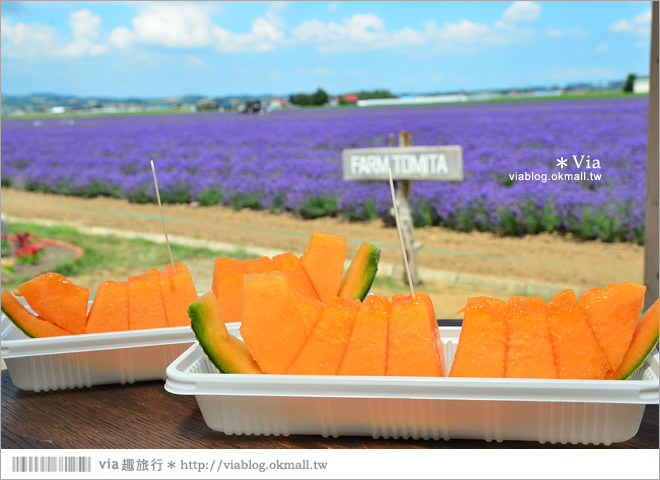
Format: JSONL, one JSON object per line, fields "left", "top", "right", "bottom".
{"left": 165, "top": 325, "right": 659, "bottom": 445}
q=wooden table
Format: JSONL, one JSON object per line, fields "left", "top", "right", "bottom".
{"left": 2, "top": 370, "right": 657, "bottom": 449}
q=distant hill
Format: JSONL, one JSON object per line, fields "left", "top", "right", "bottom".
{"left": 0, "top": 79, "right": 632, "bottom": 115}
{"left": 0, "top": 92, "right": 279, "bottom": 114}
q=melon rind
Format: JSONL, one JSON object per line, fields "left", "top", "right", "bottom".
{"left": 338, "top": 242, "right": 381, "bottom": 301}
{"left": 607, "top": 300, "right": 659, "bottom": 380}
{"left": 188, "top": 291, "right": 262, "bottom": 374}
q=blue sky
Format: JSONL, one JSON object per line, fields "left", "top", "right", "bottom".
{"left": 0, "top": 1, "right": 652, "bottom": 98}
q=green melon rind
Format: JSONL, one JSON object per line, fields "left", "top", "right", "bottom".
{"left": 616, "top": 331, "right": 659, "bottom": 380}
{"left": 1, "top": 304, "right": 36, "bottom": 338}
{"left": 339, "top": 243, "right": 381, "bottom": 301}
{"left": 187, "top": 292, "right": 261, "bottom": 374}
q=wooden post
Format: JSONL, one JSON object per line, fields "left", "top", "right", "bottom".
{"left": 644, "top": 2, "right": 659, "bottom": 310}
{"left": 395, "top": 131, "right": 422, "bottom": 285}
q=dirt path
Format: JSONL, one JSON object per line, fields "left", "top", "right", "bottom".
{"left": 2, "top": 188, "right": 644, "bottom": 291}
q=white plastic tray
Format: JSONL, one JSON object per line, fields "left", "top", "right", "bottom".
{"left": 165, "top": 325, "right": 659, "bottom": 445}
{"left": 1, "top": 302, "right": 197, "bottom": 392}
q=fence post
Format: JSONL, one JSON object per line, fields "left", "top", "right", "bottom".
{"left": 395, "top": 131, "right": 422, "bottom": 285}
{"left": 644, "top": 2, "right": 659, "bottom": 310}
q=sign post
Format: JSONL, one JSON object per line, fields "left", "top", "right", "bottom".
{"left": 342, "top": 132, "right": 463, "bottom": 285}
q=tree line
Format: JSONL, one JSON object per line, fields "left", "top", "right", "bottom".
{"left": 288, "top": 89, "right": 396, "bottom": 106}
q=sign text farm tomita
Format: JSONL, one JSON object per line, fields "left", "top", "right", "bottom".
{"left": 342, "top": 146, "right": 463, "bottom": 181}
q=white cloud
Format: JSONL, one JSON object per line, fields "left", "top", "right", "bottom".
{"left": 545, "top": 27, "right": 588, "bottom": 38}
{"left": 293, "top": 13, "right": 424, "bottom": 52}
{"left": 327, "top": 2, "right": 339, "bottom": 12}
{"left": 129, "top": 3, "right": 216, "bottom": 48}
{"left": 212, "top": 2, "right": 287, "bottom": 52}
{"left": 425, "top": 19, "right": 490, "bottom": 44}
{"left": 424, "top": 17, "right": 536, "bottom": 50}
{"left": 185, "top": 55, "right": 205, "bottom": 68}
{"left": 1, "top": 18, "right": 60, "bottom": 58}
{"left": 109, "top": 26, "right": 133, "bottom": 49}
{"left": 502, "top": 2, "right": 541, "bottom": 23}
{"left": 609, "top": 9, "right": 651, "bottom": 37}
{"left": 431, "top": 74, "right": 444, "bottom": 82}
{"left": 596, "top": 42, "right": 609, "bottom": 52}
{"left": 550, "top": 67, "right": 615, "bottom": 80}
{"left": 311, "top": 66, "right": 332, "bottom": 75}
{"left": 109, "top": 2, "right": 287, "bottom": 53}
{"left": 268, "top": 69, "right": 283, "bottom": 79}
{"left": 1, "top": 9, "right": 108, "bottom": 58}
{"left": 60, "top": 9, "right": 108, "bottom": 57}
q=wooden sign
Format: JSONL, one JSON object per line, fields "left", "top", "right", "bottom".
{"left": 342, "top": 133, "right": 464, "bottom": 286}
{"left": 342, "top": 146, "right": 463, "bottom": 181}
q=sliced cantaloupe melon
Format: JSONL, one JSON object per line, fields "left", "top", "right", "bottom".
{"left": 606, "top": 299, "right": 659, "bottom": 380}
{"left": 271, "top": 252, "right": 319, "bottom": 300}
{"left": 239, "top": 271, "right": 324, "bottom": 374}
{"left": 1, "top": 290, "right": 72, "bottom": 338}
{"left": 128, "top": 272, "right": 168, "bottom": 330}
{"left": 212, "top": 258, "right": 248, "bottom": 324}
{"left": 505, "top": 296, "right": 557, "bottom": 379}
{"left": 16, "top": 272, "right": 89, "bottom": 334}
{"left": 300, "top": 232, "right": 347, "bottom": 302}
{"left": 386, "top": 292, "right": 446, "bottom": 377}
{"left": 244, "top": 256, "right": 273, "bottom": 273}
{"left": 188, "top": 291, "right": 263, "bottom": 374}
{"left": 159, "top": 263, "right": 198, "bottom": 327}
{"left": 449, "top": 297, "right": 508, "bottom": 378}
{"left": 338, "top": 241, "right": 380, "bottom": 301}
{"left": 546, "top": 289, "right": 609, "bottom": 379}
{"left": 128, "top": 268, "right": 159, "bottom": 282}
{"left": 287, "top": 297, "right": 359, "bottom": 375}
{"left": 579, "top": 282, "right": 646, "bottom": 371}
{"left": 85, "top": 281, "right": 129, "bottom": 334}
{"left": 338, "top": 295, "right": 390, "bottom": 376}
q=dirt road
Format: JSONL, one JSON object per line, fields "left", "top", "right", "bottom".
{"left": 2, "top": 188, "right": 643, "bottom": 292}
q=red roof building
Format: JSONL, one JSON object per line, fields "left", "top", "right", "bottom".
{"left": 342, "top": 94, "right": 359, "bottom": 104}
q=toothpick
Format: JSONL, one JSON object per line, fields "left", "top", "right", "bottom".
{"left": 388, "top": 167, "right": 415, "bottom": 297}
{"left": 150, "top": 160, "right": 175, "bottom": 270}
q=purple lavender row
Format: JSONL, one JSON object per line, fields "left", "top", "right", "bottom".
{"left": 1, "top": 97, "right": 647, "bottom": 243}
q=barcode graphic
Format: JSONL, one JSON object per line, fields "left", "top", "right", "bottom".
{"left": 12, "top": 456, "right": 91, "bottom": 473}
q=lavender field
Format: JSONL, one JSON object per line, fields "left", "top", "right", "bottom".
{"left": 1, "top": 97, "right": 647, "bottom": 243}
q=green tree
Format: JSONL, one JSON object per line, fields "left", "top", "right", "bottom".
{"left": 312, "top": 88, "right": 329, "bottom": 105}
{"left": 289, "top": 93, "right": 313, "bottom": 106}
{"left": 356, "top": 89, "right": 396, "bottom": 100}
{"left": 623, "top": 73, "right": 636, "bottom": 93}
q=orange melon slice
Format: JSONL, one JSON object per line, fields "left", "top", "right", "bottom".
{"left": 606, "top": 299, "right": 659, "bottom": 380}
{"left": 505, "top": 296, "right": 557, "bottom": 379}
{"left": 1, "top": 290, "right": 72, "bottom": 338}
{"left": 449, "top": 297, "right": 508, "bottom": 378}
{"left": 579, "top": 282, "right": 646, "bottom": 370}
{"left": 128, "top": 271, "right": 167, "bottom": 330}
{"left": 300, "top": 232, "right": 347, "bottom": 302}
{"left": 128, "top": 268, "right": 159, "bottom": 282}
{"left": 85, "top": 281, "right": 129, "bottom": 333}
{"left": 245, "top": 256, "right": 274, "bottom": 273}
{"left": 546, "top": 289, "right": 609, "bottom": 379}
{"left": 338, "top": 295, "right": 390, "bottom": 376}
{"left": 17, "top": 272, "right": 89, "bottom": 334}
{"left": 287, "top": 297, "right": 359, "bottom": 375}
{"left": 271, "top": 252, "right": 320, "bottom": 300}
{"left": 212, "top": 258, "right": 248, "bottom": 324}
{"left": 159, "top": 263, "right": 198, "bottom": 327}
{"left": 240, "top": 271, "right": 324, "bottom": 374}
{"left": 386, "top": 292, "right": 446, "bottom": 377}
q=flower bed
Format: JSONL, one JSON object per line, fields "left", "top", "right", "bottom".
{"left": 1, "top": 97, "right": 647, "bottom": 243}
